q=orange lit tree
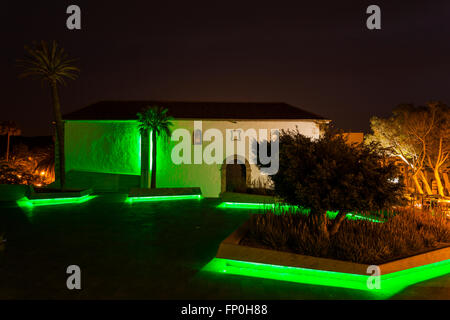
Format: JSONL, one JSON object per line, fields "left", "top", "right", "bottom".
{"left": 366, "top": 104, "right": 435, "bottom": 195}
{"left": 367, "top": 102, "right": 450, "bottom": 197}
{"left": 17, "top": 41, "right": 79, "bottom": 189}
{"left": 425, "top": 102, "right": 450, "bottom": 197}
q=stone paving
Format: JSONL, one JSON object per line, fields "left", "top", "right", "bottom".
{"left": 0, "top": 194, "right": 448, "bottom": 299}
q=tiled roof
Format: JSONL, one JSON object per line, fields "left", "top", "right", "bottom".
{"left": 63, "top": 100, "right": 327, "bottom": 121}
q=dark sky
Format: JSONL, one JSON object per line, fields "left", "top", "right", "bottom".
{"left": 2, "top": 1, "right": 450, "bottom": 136}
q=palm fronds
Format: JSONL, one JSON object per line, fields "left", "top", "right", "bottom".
{"left": 137, "top": 106, "right": 173, "bottom": 138}
{"left": 17, "top": 40, "right": 79, "bottom": 86}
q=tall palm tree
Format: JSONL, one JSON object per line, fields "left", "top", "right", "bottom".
{"left": 0, "top": 121, "right": 21, "bottom": 162}
{"left": 137, "top": 106, "right": 173, "bottom": 188}
{"left": 17, "top": 41, "right": 80, "bottom": 189}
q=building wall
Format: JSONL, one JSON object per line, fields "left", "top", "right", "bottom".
{"left": 65, "top": 121, "right": 141, "bottom": 175}
{"left": 64, "top": 119, "right": 321, "bottom": 196}
{"left": 342, "top": 132, "right": 364, "bottom": 145}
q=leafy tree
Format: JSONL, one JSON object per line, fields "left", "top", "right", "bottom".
{"left": 17, "top": 41, "right": 79, "bottom": 189}
{"left": 366, "top": 104, "right": 435, "bottom": 195}
{"left": 425, "top": 102, "right": 450, "bottom": 197}
{"left": 137, "top": 106, "right": 173, "bottom": 188}
{"left": 0, "top": 121, "right": 21, "bottom": 161}
{"left": 268, "top": 128, "right": 404, "bottom": 240}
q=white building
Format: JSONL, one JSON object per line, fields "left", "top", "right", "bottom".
{"left": 63, "top": 101, "right": 328, "bottom": 197}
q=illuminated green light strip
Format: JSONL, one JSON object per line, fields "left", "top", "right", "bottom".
{"left": 217, "top": 202, "right": 383, "bottom": 223}
{"left": 217, "top": 202, "right": 305, "bottom": 211}
{"left": 346, "top": 213, "right": 384, "bottom": 223}
{"left": 17, "top": 195, "right": 97, "bottom": 207}
{"left": 202, "top": 258, "right": 450, "bottom": 298}
{"left": 126, "top": 194, "right": 202, "bottom": 203}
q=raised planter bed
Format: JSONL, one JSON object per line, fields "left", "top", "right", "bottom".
{"left": 17, "top": 188, "right": 95, "bottom": 207}
{"left": 203, "top": 221, "right": 450, "bottom": 297}
{"left": 127, "top": 187, "right": 202, "bottom": 203}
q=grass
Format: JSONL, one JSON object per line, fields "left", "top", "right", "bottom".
{"left": 241, "top": 207, "right": 450, "bottom": 265}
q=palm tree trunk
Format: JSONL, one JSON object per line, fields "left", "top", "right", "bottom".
{"left": 50, "top": 81, "right": 66, "bottom": 190}
{"left": 140, "top": 130, "right": 150, "bottom": 188}
{"left": 151, "top": 130, "right": 157, "bottom": 189}
{"left": 6, "top": 132, "right": 10, "bottom": 162}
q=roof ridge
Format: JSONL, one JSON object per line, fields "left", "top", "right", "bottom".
{"left": 94, "top": 99, "right": 290, "bottom": 104}
{"left": 63, "top": 100, "right": 328, "bottom": 121}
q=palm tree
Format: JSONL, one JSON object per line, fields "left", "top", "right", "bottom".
{"left": 0, "top": 121, "right": 21, "bottom": 162}
{"left": 17, "top": 41, "right": 80, "bottom": 189}
{"left": 137, "top": 106, "right": 173, "bottom": 188}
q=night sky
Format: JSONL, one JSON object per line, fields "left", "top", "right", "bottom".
{"left": 2, "top": 1, "right": 450, "bottom": 136}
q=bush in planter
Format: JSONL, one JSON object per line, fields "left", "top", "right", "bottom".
{"left": 243, "top": 208, "right": 450, "bottom": 264}
{"left": 265, "top": 128, "right": 405, "bottom": 240}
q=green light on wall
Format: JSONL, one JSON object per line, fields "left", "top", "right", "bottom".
{"left": 65, "top": 120, "right": 142, "bottom": 175}
{"left": 126, "top": 194, "right": 202, "bottom": 203}
{"left": 17, "top": 195, "right": 97, "bottom": 207}
{"left": 202, "top": 258, "right": 450, "bottom": 298}
{"left": 217, "top": 202, "right": 384, "bottom": 223}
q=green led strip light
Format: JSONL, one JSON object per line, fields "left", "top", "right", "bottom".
{"left": 217, "top": 202, "right": 384, "bottom": 223}
{"left": 126, "top": 194, "right": 202, "bottom": 203}
{"left": 217, "top": 202, "right": 308, "bottom": 212}
{"left": 17, "top": 195, "right": 97, "bottom": 207}
{"left": 202, "top": 258, "right": 450, "bottom": 298}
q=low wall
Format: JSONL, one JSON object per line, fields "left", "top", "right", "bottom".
{"left": 220, "top": 192, "right": 277, "bottom": 204}
{"left": 65, "top": 170, "right": 139, "bottom": 192}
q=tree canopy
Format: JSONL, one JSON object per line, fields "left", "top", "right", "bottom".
{"left": 366, "top": 102, "right": 449, "bottom": 197}
{"left": 267, "top": 128, "right": 404, "bottom": 238}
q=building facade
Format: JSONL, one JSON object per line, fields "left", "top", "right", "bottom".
{"left": 63, "top": 101, "right": 328, "bottom": 197}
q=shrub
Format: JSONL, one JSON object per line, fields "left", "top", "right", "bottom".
{"left": 263, "top": 128, "right": 405, "bottom": 240}
{"left": 242, "top": 208, "right": 450, "bottom": 265}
